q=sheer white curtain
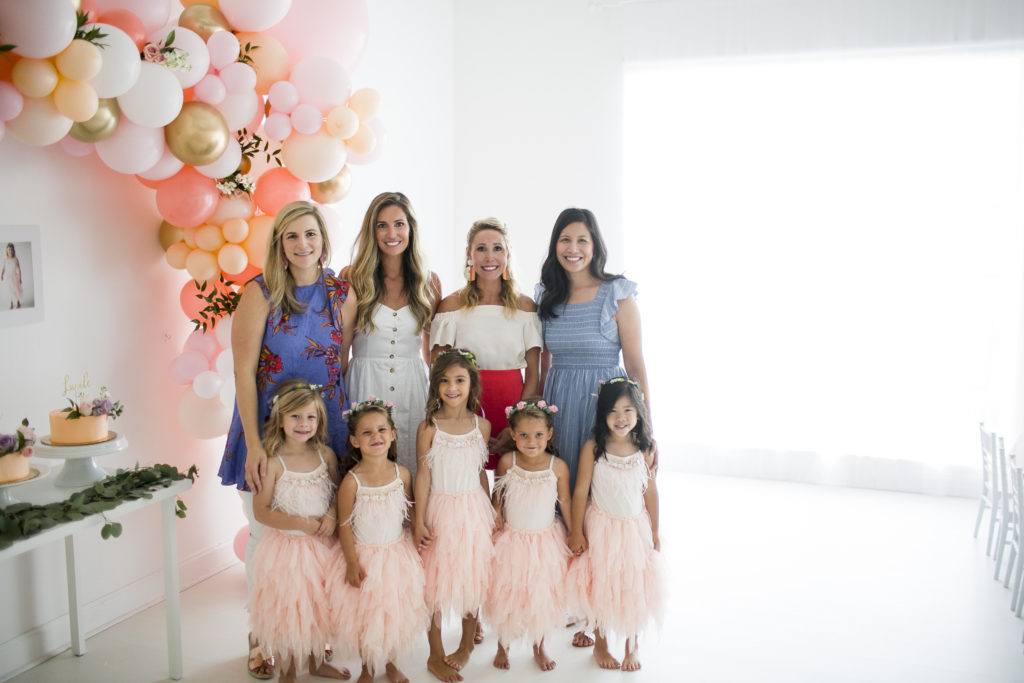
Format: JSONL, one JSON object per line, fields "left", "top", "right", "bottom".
{"left": 625, "top": 51, "right": 1024, "bottom": 495}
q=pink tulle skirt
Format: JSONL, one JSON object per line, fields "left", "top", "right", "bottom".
{"left": 567, "top": 504, "right": 666, "bottom": 637}
{"left": 250, "top": 529, "right": 336, "bottom": 671}
{"left": 326, "top": 531, "right": 428, "bottom": 672}
{"left": 421, "top": 488, "right": 494, "bottom": 619}
{"left": 483, "top": 521, "right": 571, "bottom": 646}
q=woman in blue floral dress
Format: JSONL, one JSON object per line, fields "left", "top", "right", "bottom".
{"left": 217, "top": 200, "right": 355, "bottom": 679}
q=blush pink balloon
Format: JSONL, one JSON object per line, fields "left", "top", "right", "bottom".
{"left": 96, "top": 9, "right": 146, "bottom": 49}
{"left": 289, "top": 103, "right": 321, "bottom": 135}
{"left": 0, "top": 82, "right": 25, "bottom": 121}
{"left": 233, "top": 525, "right": 249, "bottom": 562}
{"left": 0, "top": 0, "right": 77, "bottom": 59}
{"left": 207, "top": 31, "right": 241, "bottom": 71}
{"left": 59, "top": 135, "right": 94, "bottom": 157}
{"left": 177, "top": 386, "right": 231, "bottom": 439}
{"left": 263, "top": 112, "right": 291, "bottom": 141}
{"left": 94, "top": 116, "right": 164, "bottom": 173}
{"left": 138, "top": 144, "right": 185, "bottom": 181}
{"left": 156, "top": 167, "right": 220, "bottom": 228}
{"left": 219, "top": 0, "right": 292, "bottom": 33}
{"left": 290, "top": 56, "right": 350, "bottom": 113}
{"left": 94, "top": 0, "right": 171, "bottom": 34}
{"left": 169, "top": 350, "right": 209, "bottom": 384}
{"left": 219, "top": 62, "right": 257, "bottom": 93}
{"left": 194, "top": 74, "right": 227, "bottom": 105}
{"left": 268, "top": 80, "right": 298, "bottom": 114}
{"left": 253, "top": 166, "right": 310, "bottom": 216}
{"left": 266, "top": 0, "right": 368, "bottom": 72}
{"left": 184, "top": 328, "right": 221, "bottom": 359}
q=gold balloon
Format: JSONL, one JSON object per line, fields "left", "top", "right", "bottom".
{"left": 68, "top": 97, "right": 119, "bottom": 142}
{"left": 165, "top": 102, "right": 230, "bottom": 166}
{"left": 159, "top": 221, "right": 185, "bottom": 250}
{"left": 178, "top": 4, "right": 231, "bottom": 42}
{"left": 309, "top": 166, "right": 353, "bottom": 204}
{"left": 237, "top": 156, "right": 252, "bottom": 175}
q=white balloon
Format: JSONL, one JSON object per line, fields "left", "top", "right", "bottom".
{"left": 139, "top": 144, "right": 185, "bottom": 180}
{"left": 87, "top": 24, "right": 142, "bottom": 98}
{"left": 195, "top": 74, "right": 227, "bottom": 105}
{"left": 207, "top": 31, "right": 241, "bottom": 70}
{"left": 95, "top": 0, "right": 172, "bottom": 34}
{"left": 215, "top": 91, "right": 259, "bottom": 132}
{"left": 0, "top": 0, "right": 76, "bottom": 58}
{"left": 219, "top": 380, "right": 236, "bottom": 409}
{"left": 281, "top": 130, "right": 346, "bottom": 183}
{"left": 290, "top": 56, "right": 351, "bottom": 113}
{"left": 147, "top": 26, "right": 209, "bottom": 89}
{"left": 214, "top": 316, "right": 234, "bottom": 349}
{"left": 219, "top": 0, "right": 293, "bottom": 33}
{"left": 117, "top": 61, "right": 184, "bottom": 128}
{"left": 192, "top": 370, "right": 224, "bottom": 399}
{"left": 196, "top": 137, "right": 242, "bottom": 179}
{"left": 5, "top": 96, "right": 72, "bottom": 146}
{"left": 215, "top": 347, "right": 234, "bottom": 376}
{"left": 219, "top": 62, "right": 257, "bottom": 94}
{"left": 94, "top": 117, "right": 164, "bottom": 174}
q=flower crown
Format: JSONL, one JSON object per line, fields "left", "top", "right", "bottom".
{"left": 505, "top": 399, "right": 558, "bottom": 419}
{"left": 271, "top": 382, "right": 323, "bottom": 405}
{"left": 342, "top": 396, "right": 394, "bottom": 421}
{"left": 594, "top": 376, "right": 643, "bottom": 399}
{"left": 433, "top": 348, "right": 478, "bottom": 369}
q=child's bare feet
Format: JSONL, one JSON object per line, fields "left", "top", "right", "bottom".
{"left": 533, "top": 641, "right": 556, "bottom": 671}
{"left": 444, "top": 645, "right": 474, "bottom": 671}
{"left": 356, "top": 664, "right": 374, "bottom": 683}
{"left": 474, "top": 620, "right": 485, "bottom": 644}
{"left": 593, "top": 631, "right": 620, "bottom": 670}
{"left": 493, "top": 643, "right": 510, "bottom": 669}
{"left": 385, "top": 662, "right": 409, "bottom": 683}
{"left": 621, "top": 636, "right": 641, "bottom": 672}
{"left": 427, "top": 653, "right": 463, "bottom": 682}
{"left": 279, "top": 662, "right": 299, "bottom": 683}
{"left": 310, "top": 653, "right": 352, "bottom": 679}
{"left": 571, "top": 630, "right": 594, "bottom": 647}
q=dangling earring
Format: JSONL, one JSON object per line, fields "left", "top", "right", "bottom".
{"left": 501, "top": 265, "right": 509, "bottom": 281}
{"left": 469, "top": 264, "right": 477, "bottom": 282}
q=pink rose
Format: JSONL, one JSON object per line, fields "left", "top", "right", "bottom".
{"left": 21, "top": 445, "right": 34, "bottom": 457}
{"left": 16, "top": 424, "right": 35, "bottom": 442}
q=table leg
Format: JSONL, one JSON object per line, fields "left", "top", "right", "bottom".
{"left": 64, "top": 535, "right": 86, "bottom": 656}
{"left": 161, "top": 498, "right": 183, "bottom": 680}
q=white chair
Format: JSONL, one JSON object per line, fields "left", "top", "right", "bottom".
{"left": 993, "top": 437, "right": 1014, "bottom": 580}
{"left": 1004, "top": 453, "right": 1022, "bottom": 591}
{"left": 1009, "top": 462, "right": 1024, "bottom": 616}
{"left": 975, "top": 423, "right": 999, "bottom": 554}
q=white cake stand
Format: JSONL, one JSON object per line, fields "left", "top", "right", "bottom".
{"left": 0, "top": 464, "right": 50, "bottom": 507}
{"left": 34, "top": 432, "right": 128, "bottom": 488}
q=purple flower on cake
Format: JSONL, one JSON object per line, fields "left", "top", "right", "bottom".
{"left": 0, "top": 434, "right": 14, "bottom": 453}
{"left": 0, "top": 418, "right": 36, "bottom": 458}
{"left": 63, "top": 386, "right": 124, "bottom": 420}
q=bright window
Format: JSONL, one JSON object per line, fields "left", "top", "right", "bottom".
{"left": 624, "top": 52, "right": 1024, "bottom": 470}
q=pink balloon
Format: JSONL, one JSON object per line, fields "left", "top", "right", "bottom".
{"left": 94, "top": 116, "right": 164, "bottom": 173}
{"left": 194, "top": 74, "right": 227, "bottom": 105}
{"left": 138, "top": 144, "right": 185, "bottom": 181}
{"left": 243, "top": 96, "right": 266, "bottom": 135}
{"left": 345, "top": 117, "right": 387, "bottom": 166}
{"left": 207, "top": 31, "right": 241, "bottom": 70}
{"left": 290, "top": 56, "right": 350, "bottom": 113}
{"left": 233, "top": 525, "right": 249, "bottom": 562}
{"left": 215, "top": 90, "right": 258, "bottom": 132}
{"left": 177, "top": 386, "right": 231, "bottom": 439}
{"left": 219, "top": 62, "right": 257, "bottom": 93}
{"left": 156, "top": 167, "right": 220, "bottom": 228}
{"left": 0, "top": 82, "right": 25, "bottom": 121}
{"left": 184, "top": 328, "right": 221, "bottom": 360}
{"left": 268, "top": 80, "right": 298, "bottom": 114}
{"left": 289, "top": 103, "right": 321, "bottom": 135}
{"left": 192, "top": 370, "right": 224, "bottom": 399}
{"left": 266, "top": 0, "right": 368, "bottom": 72}
{"left": 0, "top": 0, "right": 77, "bottom": 59}
{"left": 263, "top": 112, "right": 292, "bottom": 141}
{"left": 219, "top": 0, "right": 292, "bottom": 33}
{"left": 169, "top": 350, "right": 209, "bottom": 385}
{"left": 94, "top": 0, "right": 171, "bottom": 34}
{"left": 59, "top": 135, "right": 94, "bottom": 157}
{"left": 253, "top": 166, "right": 310, "bottom": 216}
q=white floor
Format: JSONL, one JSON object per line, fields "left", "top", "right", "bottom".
{"left": 10, "top": 472, "right": 1024, "bottom": 682}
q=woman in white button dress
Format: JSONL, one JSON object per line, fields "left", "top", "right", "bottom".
{"left": 343, "top": 192, "right": 441, "bottom": 477}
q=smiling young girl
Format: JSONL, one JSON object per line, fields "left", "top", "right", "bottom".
{"left": 484, "top": 398, "right": 572, "bottom": 672}
{"left": 568, "top": 377, "right": 665, "bottom": 673}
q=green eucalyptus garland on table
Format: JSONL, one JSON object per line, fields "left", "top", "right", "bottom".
{"left": 0, "top": 463, "right": 197, "bottom": 550}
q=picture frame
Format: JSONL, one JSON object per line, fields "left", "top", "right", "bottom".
{"left": 0, "top": 225, "right": 43, "bottom": 327}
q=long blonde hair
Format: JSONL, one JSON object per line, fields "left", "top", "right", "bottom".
{"left": 349, "top": 192, "right": 433, "bottom": 333}
{"left": 458, "top": 218, "right": 520, "bottom": 316}
{"left": 261, "top": 379, "right": 329, "bottom": 456}
{"left": 263, "top": 201, "right": 332, "bottom": 316}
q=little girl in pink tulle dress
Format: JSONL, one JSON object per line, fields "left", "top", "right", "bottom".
{"left": 248, "top": 380, "right": 349, "bottom": 682}
{"left": 328, "top": 398, "right": 428, "bottom": 683}
{"left": 414, "top": 349, "right": 494, "bottom": 682}
{"left": 483, "top": 398, "right": 573, "bottom": 672}
{"left": 568, "top": 377, "right": 665, "bottom": 673}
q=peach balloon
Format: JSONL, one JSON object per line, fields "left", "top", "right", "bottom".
{"left": 281, "top": 130, "right": 346, "bottom": 183}
{"left": 195, "top": 224, "right": 226, "bottom": 252}
{"left": 210, "top": 193, "right": 255, "bottom": 224}
{"left": 217, "top": 243, "right": 248, "bottom": 275}
{"left": 165, "top": 242, "right": 192, "bottom": 269}
{"left": 12, "top": 59, "right": 59, "bottom": 98}
{"left": 253, "top": 166, "right": 310, "bottom": 216}
{"left": 53, "top": 78, "right": 99, "bottom": 122}
{"left": 347, "top": 88, "right": 380, "bottom": 121}
{"left": 159, "top": 220, "right": 184, "bottom": 250}
{"left": 233, "top": 262, "right": 262, "bottom": 284}
{"left": 325, "top": 105, "right": 358, "bottom": 139}
{"left": 345, "top": 122, "right": 376, "bottom": 156}
{"left": 55, "top": 40, "right": 103, "bottom": 81}
{"left": 234, "top": 32, "right": 288, "bottom": 95}
{"left": 157, "top": 166, "right": 220, "bottom": 228}
{"left": 181, "top": 0, "right": 221, "bottom": 7}
{"left": 186, "top": 248, "right": 220, "bottom": 283}
{"left": 6, "top": 96, "right": 72, "bottom": 146}
{"left": 243, "top": 215, "right": 274, "bottom": 269}
{"left": 182, "top": 225, "right": 198, "bottom": 248}
{"left": 95, "top": 10, "right": 146, "bottom": 49}
{"left": 222, "top": 217, "right": 249, "bottom": 243}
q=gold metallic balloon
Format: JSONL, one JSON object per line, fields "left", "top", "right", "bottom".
{"left": 158, "top": 221, "right": 184, "bottom": 250}
{"left": 165, "top": 101, "right": 230, "bottom": 166}
{"left": 237, "top": 155, "right": 252, "bottom": 175}
{"left": 68, "top": 97, "right": 119, "bottom": 142}
{"left": 309, "top": 166, "right": 352, "bottom": 204}
{"left": 178, "top": 4, "right": 231, "bottom": 42}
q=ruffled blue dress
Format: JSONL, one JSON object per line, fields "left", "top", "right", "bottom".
{"left": 219, "top": 272, "right": 351, "bottom": 490}
{"left": 536, "top": 278, "right": 636, "bottom": 488}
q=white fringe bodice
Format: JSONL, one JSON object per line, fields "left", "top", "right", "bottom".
{"left": 494, "top": 454, "right": 558, "bottom": 531}
{"left": 590, "top": 451, "right": 648, "bottom": 519}
{"left": 271, "top": 452, "right": 336, "bottom": 535}
{"left": 424, "top": 418, "right": 487, "bottom": 494}
{"left": 348, "top": 464, "right": 409, "bottom": 546}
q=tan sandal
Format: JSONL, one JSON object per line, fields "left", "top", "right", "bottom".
{"left": 247, "top": 632, "right": 275, "bottom": 680}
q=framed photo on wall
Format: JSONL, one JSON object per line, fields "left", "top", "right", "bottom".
{"left": 0, "top": 225, "right": 43, "bottom": 327}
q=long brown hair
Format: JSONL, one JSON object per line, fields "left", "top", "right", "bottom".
{"left": 344, "top": 405, "right": 399, "bottom": 466}
{"left": 349, "top": 192, "right": 433, "bottom": 333}
{"left": 263, "top": 201, "right": 332, "bottom": 316}
{"left": 425, "top": 349, "right": 481, "bottom": 422}
{"left": 457, "top": 218, "right": 520, "bottom": 316}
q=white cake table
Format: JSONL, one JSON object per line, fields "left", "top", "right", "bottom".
{"left": 0, "top": 467, "right": 191, "bottom": 680}
{"left": 34, "top": 432, "right": 128, "bottom": 487}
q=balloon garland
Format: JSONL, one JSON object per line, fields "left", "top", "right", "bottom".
{"left": 0, "top": 0, "right": 381, "bottom": 439}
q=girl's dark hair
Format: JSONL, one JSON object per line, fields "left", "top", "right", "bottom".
{"left": 344, "top": 405, "right": 399, "bottom": 466}
{"left": 538, "top": 207, "right": 622, "bottom": 320}
{"left": 507, "top": 397, "right": 558, "bottom": 455}
{"left": 425, "top": 349, "right": 482, "bottom": 422}
{"left": 592, "top": 378, "right": 652, "bottom": 461}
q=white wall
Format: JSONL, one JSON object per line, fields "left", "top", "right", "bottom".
{"left": 0, "top": 1, "right": 455, "bottom": 678}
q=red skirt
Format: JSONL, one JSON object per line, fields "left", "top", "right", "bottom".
{"left": 478, "top": 368, "right": 523, "bottom": 469}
